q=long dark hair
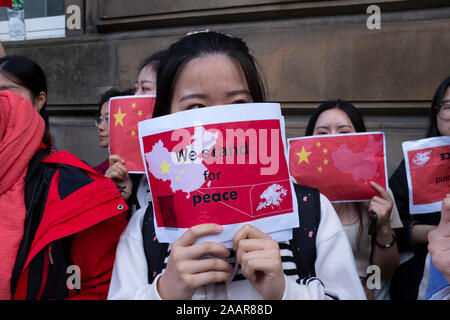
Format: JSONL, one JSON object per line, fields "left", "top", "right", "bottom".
{"left": 0, "top": 55, "right": 54, "bottom": 152}
{"left": 427, "top": 76, "right": 450, "bottom": 137}
{"left": 153, "top": 31, "right": 266, "bottom": 117}
{"left": 98, "top": 87, "right": 122, "bottom": 115}
{"left": 305, "top": 99, "right": 367, "bottom": 136}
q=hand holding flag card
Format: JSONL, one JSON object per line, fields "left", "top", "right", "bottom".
{"left": 402, "top": 136, "right": 450, "bottom": 214}
{"left": 138, "top": 103, "right": 299, "bottom": 246}
{"left": 288, "top": 132, "right": 387, "bottom": 202}
{"left": 109, "top": 95, "right": 155, "bottom": 173}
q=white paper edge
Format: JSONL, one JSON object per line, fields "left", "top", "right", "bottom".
{"left": 138, "top": 103, "right": 282, "bottom": 137}
{"left": 402, "top": 136, "right": 450, "bottom": 214}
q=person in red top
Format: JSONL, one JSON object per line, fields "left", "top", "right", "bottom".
{"left": 0, "top": 55, "right": 128, "bottom": 300}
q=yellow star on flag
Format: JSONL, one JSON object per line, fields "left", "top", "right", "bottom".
{"left": 323, "top": 148, "right": 328, "bottom": 154}
{"left": 131, "top": 103, "right": 137, "bottom": 109}
{"left": 296, "top": 147, "right": 311, "bottom": 164}
{"left": 323, "top": 159, "right": 329, "bottom": 165}
{"left": 160, "top": 160, "right": 171, "bottom": 174}
{"left": 317, "top": 166, "right": 323, "bottom": 172}
{"left": 130, "top": 130, "right": 136, "bottom": 136}
{"left": 113, "top": 107, "right": 127, "bottom": 127}
{"left": 316, "top": 142, "right": 321, "bottom": 147}
{"left": 137, "top": 110, "right": 143, "bottom": 117}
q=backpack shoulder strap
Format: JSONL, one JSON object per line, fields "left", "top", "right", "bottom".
{"left": 290, "top": 183, "right": 321, "bottom": 282}
{"left": 142, "top": 202, "right": 169, "bottom": 284}
{"left": 141, "top": 184, "right": 321, "bottom": 284}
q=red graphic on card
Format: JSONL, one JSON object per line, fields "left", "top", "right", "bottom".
{"left": 407, "top": 145, "right": 450, "bottom": 205}
{"left": 0, "top": 1, "right": 12, "bottom": 8}
{"left": 141, "top": 119, "right": 293, "bottom": 229}
{"left": 289, "top": 133, "right": 386, "bottom": 202}
{"left": 109, "top": 96, "right": 155, "bottom": 172}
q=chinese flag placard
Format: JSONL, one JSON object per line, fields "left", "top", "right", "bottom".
{"left": 0, "top": 1, "right": 12, "bottom": 8}
{"left": 403, "top": 136, "right": 450, "bottom": 214}
{"left": 138, "top": 103, "right": 299, "bottom": 245}
{"left": 288, "top": 132, "right": 387, "bottom": 202}
{"left": 109, "top": 95, "right": 155, "bottom": 173}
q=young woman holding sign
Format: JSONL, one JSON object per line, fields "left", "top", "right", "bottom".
{"left": 106, "top": 50, "right": 166, "bottom": 208}
{"left": 304, "top": 100, "right": 403, "bottom": 299}
{"left": 389, "top": 76, "right": 450, "bottom": 300}
{"left": 108, "top": 31, "right": 365, "bottom": 300}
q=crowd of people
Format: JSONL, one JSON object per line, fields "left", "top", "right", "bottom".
{"left": 0, "top": 31, "right": 448, "bottom": 300}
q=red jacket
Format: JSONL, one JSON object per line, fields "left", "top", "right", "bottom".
{"left": 12, "top": 151, "right": 128, "bottom": 300}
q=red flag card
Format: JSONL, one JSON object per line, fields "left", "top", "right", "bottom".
{"left": 138, "top": 103, "right": 299, "bottom": 245}
{"left": 0, "top": 1, "right": 12, "bottom": 8}
{"left": 109, "top": 95, "right": 155, "bottom": 173}
{"left": 402, "top": 136, "right": 450, "bottom": 214}
{"left": 288, "top": 132, "right": 387, "bottom": 202}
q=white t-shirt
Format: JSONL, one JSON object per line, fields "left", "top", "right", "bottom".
{"left": 335, "top": 196, "right": 403, "bottom": 278}
{"left": 107, "top": 193, "right": 366, "bottom": 300}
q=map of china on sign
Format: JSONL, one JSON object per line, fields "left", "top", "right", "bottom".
{"left": 331, "top": 135, "right": 382, "bottom": 182}
{"left": 145, "top": 126, "right": 217, "bottom": 198}
{"left": 289, "top": 133, "right": 387, "bottom": 202}
{"left": 142, "top": 118, "right": 295, "bottom": 230}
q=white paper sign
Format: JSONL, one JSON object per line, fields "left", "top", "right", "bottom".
{"left": 138, "top": 103, "right": 299, "bottom": 246}
{"left": 402, "top": 136, "right": 450, "bottom": 214}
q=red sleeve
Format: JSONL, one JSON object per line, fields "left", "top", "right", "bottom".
{"left": 67, "top": 213, "right": 128, "bottom": 300}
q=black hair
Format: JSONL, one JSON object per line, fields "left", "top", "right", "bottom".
{"left": 153, "top": 31, "right": 266, "bottom": 117}
{"left": 98, "top": 88, "right": 123, "bottom": 114}
{"left": 426, "top": 76, "right": 450, "bottom": 137}
{"left": 0, "top": 55, "right": 54, "bottom": 152}
{"left": 121, "top": 88, "right": 136, "bottom": 96}
{"left": 304, "top": 99, "right": 367, "bottom": 136}
{"left": 139, "top": 49, "right": 168, "bottom": 73}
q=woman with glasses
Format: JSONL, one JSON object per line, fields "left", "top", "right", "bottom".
{"left": 389, "top": 76, "right": 450, "bottom": 300}
{"left": 93, "top": 88, "right": 133, "bottom": 175}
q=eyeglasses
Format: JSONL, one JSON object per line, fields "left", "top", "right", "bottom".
{"left": 95, "top": 116, "right": 109, "bottom": 127}
{"left": 435, "top": 102, "right": 450, "bottom": 120}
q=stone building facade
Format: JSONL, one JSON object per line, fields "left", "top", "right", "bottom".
{"left": 4, "top": 0, "right": 450, "bottom": 174}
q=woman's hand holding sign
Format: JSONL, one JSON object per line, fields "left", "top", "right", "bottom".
{"left": 105, "top": 154, "right": 132, "bottom": 201}
{"left": 157, "top": 224, "right": 232, "bottom": 300}
{"left": 233, "top": 224, "right": 285, "bottom": 300}
{"left": 369, "top": 181, "right": 399, "bottom": 277}
{"left": 368, "top": 181, "right": 394, "bottom": 230}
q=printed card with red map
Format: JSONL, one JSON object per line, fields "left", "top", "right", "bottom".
{"left": 109, "top": 95, "right": 155, "bottom": 173}
{"left": 138, "top": 103, "right": 299, "bottom": 245}
{"left": 403, "top": 136, "right": 450, "bottom": 214}
{"left": 288, "top": 132, "right": 387, "bottom": 202}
